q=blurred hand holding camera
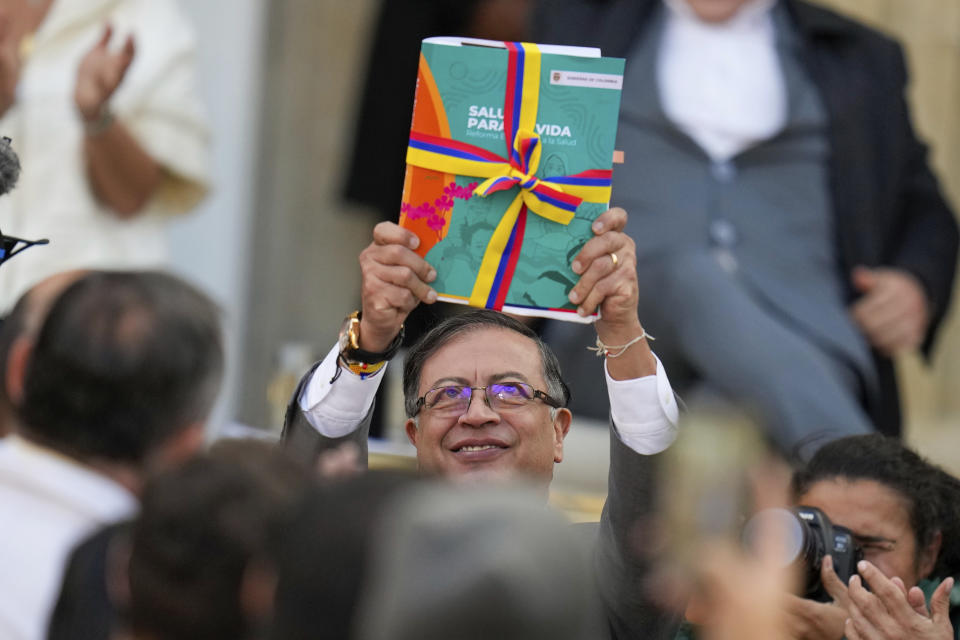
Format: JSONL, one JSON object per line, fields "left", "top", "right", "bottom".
{"left": 666, "top": 430, "right": 800, "bottom": 640}
{"left": 692, "top": 542, "right": 795, "bottom": 640}
{"left": 685, "top": 486, "right": 802, "bottom": 640}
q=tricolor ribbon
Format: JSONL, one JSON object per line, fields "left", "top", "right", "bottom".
{"left": 405, "top": 42, "right": 613, "bottom": 310}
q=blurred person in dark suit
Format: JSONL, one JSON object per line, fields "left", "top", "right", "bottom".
{"left": 532, "top": 0, "right": 958, "bottom": 458}
{"left": 0, "top": 0, "right": 210, "bottom": 313}
{"left": 0, "top": 270, "right": 223, "bottom": 640}
{"left": 122, "top": 441, "right": 309, "bottom": 640}
{"left": 269, "top": 470, "right": 422, "bottom": 640}
{"left": 48, "top": 439, "right": 310, "bottom": 640}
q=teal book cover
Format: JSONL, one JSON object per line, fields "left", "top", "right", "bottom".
{"left": 401, "top": 37, "right": 625, "bottom": 322}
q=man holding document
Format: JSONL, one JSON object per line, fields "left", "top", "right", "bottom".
{"left": 283, "top": 204, "right": 681, "bottom": 639}
{"left": 285, "top": 35, "right": 682, "bottom": 638}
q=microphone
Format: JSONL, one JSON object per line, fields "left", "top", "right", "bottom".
{"left": 0, "top": 137, "right": 49, "bottom": 266}
{"left": 0, "top": 137, "right": 20, "bottom": 196}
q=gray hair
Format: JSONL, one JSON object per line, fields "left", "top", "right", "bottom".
{"left": 401, "top": 310, "right": 569, "bottom": 418}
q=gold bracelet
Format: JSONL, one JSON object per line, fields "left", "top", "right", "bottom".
{"left": 586, "top": 331, "right": 654, "bottom": 358}
{"left": 339, "top": 357, "right": 387, "bottom": 379}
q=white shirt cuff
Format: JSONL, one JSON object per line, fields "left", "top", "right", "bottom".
{"left": 606, "top": 353, "right": 679, "bottom": 455}
{"left": 298, "top": 343, "right": 386, "bottom": 438}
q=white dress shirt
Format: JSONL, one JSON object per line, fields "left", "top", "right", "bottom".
{"left": 300, "top": 342, "right": 680, "bottom": 456}
{"left": 0, "top": 436, "right": 137, "bottom": 640}
{"left": 658, "top": 0, "right": 785, "bottom": 161}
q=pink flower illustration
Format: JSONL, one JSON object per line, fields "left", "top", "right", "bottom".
{"left": 403, "top": 201, "right": 435, "bottom": 220}
{"left": 434, "top": 194, "right": 454, "bottom": 212}
{"left": 442, "top": 181, "right": 478, "bottom": 201}
{"left": 426, "top": 212, "right": 447, "bottom": 239}
{"left": 402, "top": 201, "right": 426, "bottom": 220}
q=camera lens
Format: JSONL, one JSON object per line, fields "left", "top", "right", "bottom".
{"left": 742, "top": 507, "right": 826, "bottom": 596}
{"left": 743, "top": 506, "right": 859, "bottom": 601}
{"left": 742, "top": 507, "right": 806, "bottom": 567}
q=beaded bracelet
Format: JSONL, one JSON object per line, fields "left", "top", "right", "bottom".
{"left": 587, "top": 331, "right": 654, "bottom": 358}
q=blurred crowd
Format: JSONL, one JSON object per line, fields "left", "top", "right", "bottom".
{"left": 0, "top": 0, "right": 957, "bottom": 639}
{"left": 2, "top": 266, "right": 958, "bottom": 640}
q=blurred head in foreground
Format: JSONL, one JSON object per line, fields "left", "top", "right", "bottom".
{"left": 269, "top": 470, "right": 422, "bottom": 640}
{"left": 15, "top": 270, "right": 224, "bottom": 486}
{"left": 355, "top": 484, "right": 601, "bottom": 640}
{"left": 128, "top": 441, "right": 309, "bottom": 640}
{"left": 0, "top": 269, "right": 88, "bottom": 435}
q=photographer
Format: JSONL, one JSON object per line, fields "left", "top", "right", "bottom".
{"left": 786, "top": 434, "right": 960, "bottom": 639}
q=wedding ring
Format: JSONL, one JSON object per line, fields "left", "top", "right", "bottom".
{"left": 610, "top": 252, "right": 619, "bottom": 268}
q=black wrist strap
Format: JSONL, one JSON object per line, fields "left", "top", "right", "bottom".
{"left": 343, "top": 322, "right": 405, "bottom": 364}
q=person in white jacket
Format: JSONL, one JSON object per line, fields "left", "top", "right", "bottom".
{"left": 0, "top": 0, "right": 210, "bottom": 312}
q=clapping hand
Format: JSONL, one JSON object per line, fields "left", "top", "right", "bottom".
{"left": 844, "top": 561, "right": 954, "bottom": 640}
{"left": 0, "top": 13, "right": 21, "bottom": 117}
{"left": 74, "top": 25, "right": 135, "bottom": 123}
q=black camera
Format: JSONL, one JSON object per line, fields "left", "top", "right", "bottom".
{"left": 743, "top": 506, "right": 862, "bottom": 602}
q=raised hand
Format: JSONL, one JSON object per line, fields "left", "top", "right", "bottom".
{"left": 0, "top": 13, "right": 21, "bottom": 117}
{"left": 74, "top": 25, "right": 135, "bottom": 122}
{"left": 568, "top": 207, "right": 655, "bottom": 378}
{"left": 844, "top": 560, "right": 954, "bottom": 640}
{"left": 357, "top": 221, "right": 437, "bottom": 352}
{"left": 568, "top": 207, "right": 636, "bottom": 325}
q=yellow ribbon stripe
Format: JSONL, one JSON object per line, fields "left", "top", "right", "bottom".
{"left": 517, "top": 45, "right": 541, "bottom": 134}
{"left": 542, "top": 183, "right": 613, "bottom": 203}
{"left": 468, "top": 194, "right": 526, "bottom": 307}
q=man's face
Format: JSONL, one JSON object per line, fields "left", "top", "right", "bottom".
{"left": 405, "top": 327, "right": 571, "bottom": 487}
{"left": 683, "top": 0, "right": 754, "bottom": 22}
{"left": 798, "top": 478, "right": 939, "bottom": 587}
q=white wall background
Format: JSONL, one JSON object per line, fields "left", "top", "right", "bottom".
{"left": 165, "top": 0, "right": 267, "bottom": 432}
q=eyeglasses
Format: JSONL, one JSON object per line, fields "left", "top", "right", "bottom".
{"left": 414, "top": 382, "right": 562, "bottom": 417}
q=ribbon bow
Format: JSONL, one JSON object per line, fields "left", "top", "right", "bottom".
{"left": 405, "top": 42, "right": 613, "bottom": 310}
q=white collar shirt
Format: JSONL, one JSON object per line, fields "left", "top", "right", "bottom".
{"left": 657, "top": 0, "right": 786, "bottom": 161}
{"left": 0, "top": 435, "right": 137, "bottom": 640}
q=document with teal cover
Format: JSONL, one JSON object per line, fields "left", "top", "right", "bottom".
{"left": 400, "top": 37, "right": 625, "bottom": 322}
